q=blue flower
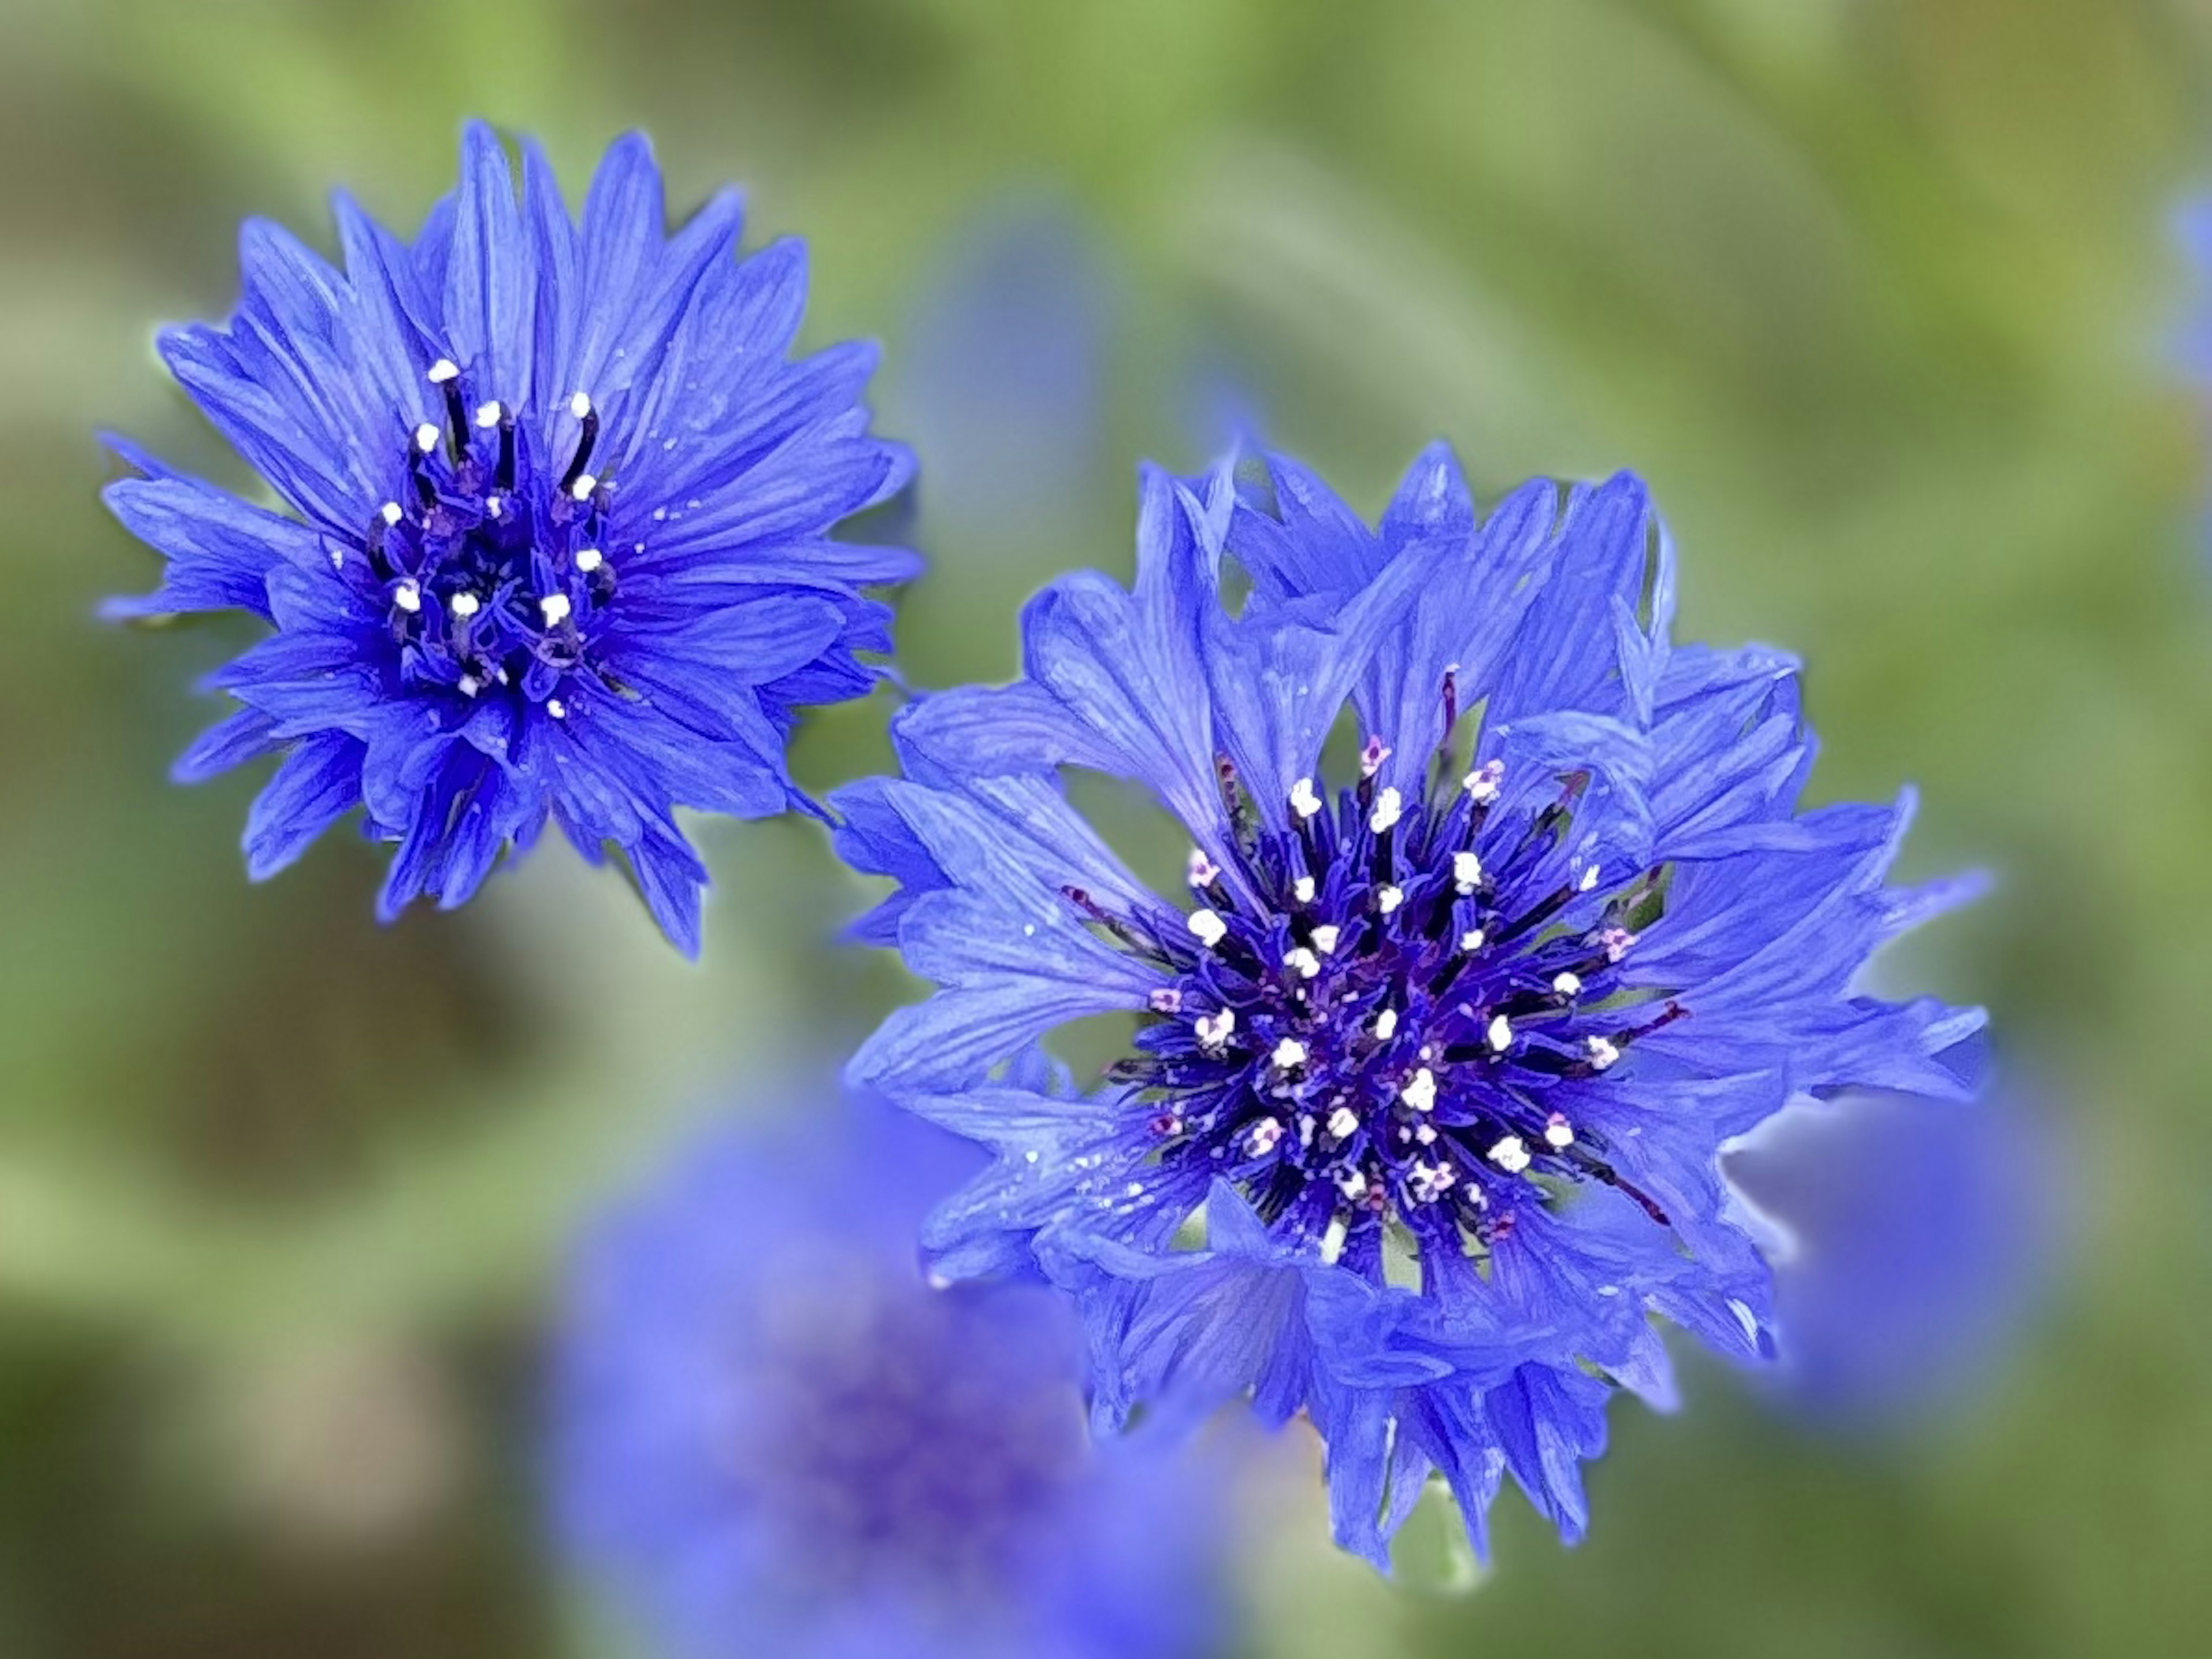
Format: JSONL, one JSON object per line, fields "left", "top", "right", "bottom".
{"left": 550, "top": 1086, "right": 1228, "bottom": 1659}
{"left": 833, "top": 448, "right": 1987, "bottom": 1566}
{"left": 105, "top": 122, "right": 916, "bottom": 954}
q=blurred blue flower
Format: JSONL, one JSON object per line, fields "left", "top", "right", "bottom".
{"left": 550, "top": 1090, "right": 1228, "bottom": 1659}
{"left": 833, "top": 448, "right": 1987, "bottom": 1566}
{"left": 105, "top": 122, "right": 915, "bottom": 953}
{"left": 1726, "top": 1086, "right": 2053, "bottom": 1422}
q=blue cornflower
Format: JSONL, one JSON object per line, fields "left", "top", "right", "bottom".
{"left": 834, "top": 448, "right": 1987, "bottom": 1565}
{"left": 550, "top": 1087, "right": 1228, "bottom": 1659}
{"left": 105, "top": 123, "right": 916, "bottom": 954}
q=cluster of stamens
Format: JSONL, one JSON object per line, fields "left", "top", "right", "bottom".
{"left": 1080, "top": 700, "right": 1686, "bottom": 1278}
{"left": 337, "top": 361, "right": 626, "bottom": 718}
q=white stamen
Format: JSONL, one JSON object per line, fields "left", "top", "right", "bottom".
{"left": 569, "top": 474, "right": 598, "bottom": 501}
{"left": 539, "top": 593, "right": 573, "bottom": 627}
{"left": 569, "top": 390, "right": 594, "bottom": 420}
{"left": 1359, "top": 735, "right": 1392, "bottom": 778}
{"left": 392, "top": 579, "right": 422, "bottom": 613}
{"left": 448, "top": 592, "right": 481, "bottom": 619}
{"left": 1413, "top": 1121, "right": 1437, "bottom": 1145}
{"left": 1319, "top": 1215, "right": 1347, "bottom": 1265}
{"left": 1487, "top": 1013, "right": 1514, "bottom": 1052}
{"left": 1459, "top": 928, "right": 1486, "bottom": 952}
{"left": 1376, "top": 885, "right": 1403, "bottom": 915}
{"left": 1544, "top": 1112, "right": 1575, "bottom": 1149}
{"left": 378, "top": 501, "right": 403, "bottom": 527}
{"left": 574, "top": 547, "right": 604, "bottom": 573}
{"left": 1368, "top": 786, "right": 1403, "bottom": 835}
{"left": 484, "top": 495, "right": 505, "bottom": 518}
{"left": 1327, "top": 1105, "right": 1360, "bottom": 1141}
{"left": 1310, "top": 923, "right": 1342, "bottom": 955}
{"left": 1600, "top": 927, "right": 1637, "bottom": 963}
{"left": 1453, "top": 850, "right": 1483, "bottom": 893}
{"left": 1462, "top": 760, "right": 1504, "bottom": 803}
{"left": 1289, "top": 777, "right": 1322, "bottom": 820}
{"left": 1292, "top": 875, "right": 1316, "bottom": 904}
{"left": 547, "top": 698, "right": 567, "bottom": 719}
{"left": 1245, "top": 1116, "right": 1284, "bottom": 1157}
{"left": 1373, "top": 1007, "right": 1399, "bottom": 1041}
{"left": 1194, "top": 1009, "right": 1236, "bottom": 1050}
{"left": 1185, "top": 849, "right": 1219, "bottom": 888}
{"left": 474, "top": 400, "right": 502, "bottom": 429}
{"left": 1488, "top": 1135, "right": 1532, "bottom": 1173}
{"left": 1338, "top": 1168, "right": 1369, "bottom": 1200}
{"left": 1283, "top": 946, "right": 1321, "bottom": 980}
{"left": 1586, "top": 1035, "right": 1621, "bottom": 1071}
{"left": 457, "top": 673, "right": 481, "bottom": 698}
{"left": 1187, "top": 908, "right": 1228, "bottom": 949}
{"left": 426, "top": 358, "right": 460, "bottom": 384}
{"left": 1409, "top": 1161, "right": 1456, "bottom": 1202}
{"left": 1552, "top": 971, "right": 1583, "bottom": 998}
{"left": 1148, "top": 987, "right": 1183, "bottom": 1015}
{"left": 1400, "top": 1067, "right": 1437, "bottom": 1112}
{"left": 1579, "top": 863, "right": 1601, "bottom": 892}
{"left": 414, "top": 422, "right": 440, "bottom": 453}
{"left": 328, "top": 546, "right": 346, "bottom": 570}
{"left": 1271, "top": 1037, "right": 1308, "bottom": 1070}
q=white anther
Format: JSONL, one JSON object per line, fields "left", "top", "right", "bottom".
{"left": 1368, "top": 787, "right": 1404, "bottom": 835}
{"left": 474, "top": 400, "right": 502, "bottom": 429}
{"left": 484, "top": 495, "right": 503, "bottom": 518}
{"left": 1400, "top": 1067, "right": 1437, "bottom": 1113}
{"left": 457, "top": 673, "right": 481, "bottom": 698}
{"left": 1299, "top": 1115, "right": 1317, "bottom": 1148}
{"left": 1185, "top": 849, "right": 1219, "bottom": 888}
{"left": 1327, "top": 1104, "right": 1360, "bottom": 1141}
{"left": 574, "top": 547, "right": 604, "bottom": 573}
{"left": 1463, "top": 760, "right": 1504, "bottom": 803}
{"left": 1376, "top": 885, "right": 1403, "bottom": 915}
{"left": 569, "top": 390, "right": 593, "bottom": 420}
{"left": 1552, "top": 971, "right": 1583, "bottom": 997}
{"left": 1338, "top": 1168, "right": 1370, "bottom": 1200}
{"left": 1359, "top": 735, "right": 1392, "bottom": 778}
{"left": 1311, "top": 923, "right": 1342, "bottom": 955}
{"left": 1409, "top": 1161, "right": 1456, "bottom": 1202}
{"left": 1319, "top": 1215, "right": 1347, "bottom": 1265}
{"left": 1544, "top": 1113, "right": 1575, "bottom": 1149}
{"left": 1412, "top": 1121, "right": 1437, "bottom": 1145}
{"left": 1488, "top": 1135, "right": 1532, "bottom": 1174}
{"left": 448, "top": 591, "right": 481, "bottom": 619}
{"left": 1453, "top": 850, "right": 1484, "bottom": 893}
{"left": 1459, "top": 928, "right": 1486, "bottom": 953}
{"left": 569, "top": 474, "right": 599, "bottom": 501}
{"left": 1600, "top": 927, "right": 1637, "bottom": 963}
{"left": 1148, "top": 987, "right": 1183, "bottom": 1015}
{"left": 1373, "top": 1007, "right": 1399, "bottom": 1041}
{"left": 1245, "top": 1116, "right": 1284, "bottom": 1157}
{"left": 1272, "top": 1037, "right": 1308, "bottom": 1070}
{"left": 539, "top": 593, "right": 573, "bottom": 627}
{"left": 1586, "top": 1035, "right": 1621, "bottom": 1072}
{"left": 1194, "top": 1009, "right": 1236, "bottom": 1050}
{"left": 392, "top": 579, "right": 422, "bottom": 613}
{"left": 378, "top": 501, "right": 403, "bottom": 527}
{"left": 328, "top": 546, "right": 345, "bottom": 570}
{"left": 414, "top": 422, "right": 440, "bottom": 453}
{"left": 426, "top": 358, "right": 460, "bottom": 384}
{"left": 1283, "top": 946, "right": 1321, "bottom": 981}
{"left": 1487, "top": 1013, "right": 1514, "bottom": 1053}
{"left": 547, "top": 698, "right": 567, "bottom": 719}
{"left": 1187, "top": 908, "right": 1228, "bottom": 949}
{"left": 1289, "top": 777, "right": 1323, "bottom": 820}
{"left": 1292, "top": 875, "right": 1316, "bottom": 904}
{"left": 1580, "top": 863, "right": 1601, "bottom": 892}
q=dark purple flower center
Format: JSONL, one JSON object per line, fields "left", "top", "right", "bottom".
{"left": 741, "top": 1277, "right": 1086, "bottom": 1603}
{"left": 343, "top": 363, "right": 624, "bottom": 719}
{"left": 1085, "top": 741, "right": 1684, "bottom": 1275}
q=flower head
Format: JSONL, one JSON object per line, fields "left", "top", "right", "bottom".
{"left": 105, "top": 123, "right": 916, "bottom": 953}
{"left": 551, "top": 1088, "right": 1226, "bottom": 1659}
{"left": 834, "top": 447, "right": 1987, "bottom": 1565}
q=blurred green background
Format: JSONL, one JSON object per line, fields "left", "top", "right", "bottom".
{"left": 3, "top": 0, "right": 2210, "bottom": 1653}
